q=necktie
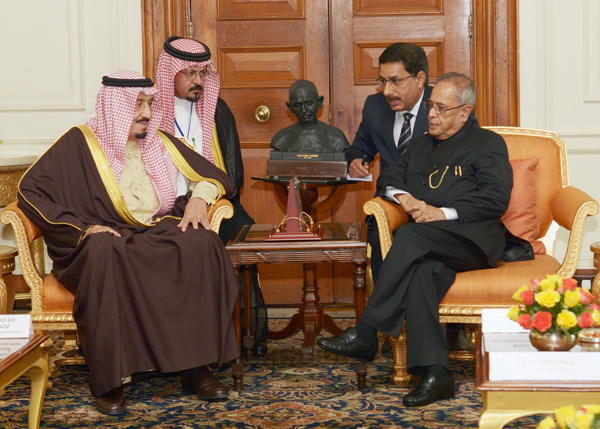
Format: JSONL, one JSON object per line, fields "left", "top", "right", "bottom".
{"left": 396, "top": 112, "right": 414, "bottom": 156}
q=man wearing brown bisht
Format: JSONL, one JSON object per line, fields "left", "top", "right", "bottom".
{"left": 156, "top": 36, "right": 268, "bottom": 357}
{"left": 18, "top": 71, "right": 240, "bottom": 415}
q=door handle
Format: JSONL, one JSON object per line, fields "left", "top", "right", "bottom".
{"left": 255, "top": 106, "right": 270, "bottom": 122}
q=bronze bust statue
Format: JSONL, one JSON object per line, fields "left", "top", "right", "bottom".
{"left": 270, "top": 80, "right": 350, "bottom": 153}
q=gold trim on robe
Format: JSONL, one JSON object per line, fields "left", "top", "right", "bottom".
{"left": 211, "top": 123, "right": 227, "bottom": 174}
{"left": 158, "top": 130, "right": 226, "bottom": 206}
{"left": 77, "top": 125, "right": 151, "bottom": 227}
{"left": 17, "top": 129, "right": 84, "bottom": 236}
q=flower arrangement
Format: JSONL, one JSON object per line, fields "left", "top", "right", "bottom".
{"left": 536, "top": 404, "right": 600, "bottom": 429}
{"left": 507, "top": 275, "right": 600, "bottom": 335}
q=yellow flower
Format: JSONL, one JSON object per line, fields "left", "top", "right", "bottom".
{"left": 554, "top": 405, "right": 576, "bottom": 429}
{"left": 507, "top": 306, "right": 521, "bottom": 322}
{"left": 563, "top": 290, "right": 581, "bottom": 308}
{"left": 540, "top": 274, "right": 562, "bottom": 291}
{"left": 592, "top": 309, "right": 600, "bottom": 326}
{"left": 574, "top": 412, "right": 593, "bottom": 429}
{"left": 535, "top": 290, "right": 561, "bottom": 308}
{"left": 556, "top": 310, "right": 577, "bottom": 330}
{"left": 581, "top": 403, "right": 600, "bottom": 415}
{"left": 512, "top": 285, "right": 530, "bottom": 303}
{"left": 537, "top": 416, "right": 557, "bottom": 429}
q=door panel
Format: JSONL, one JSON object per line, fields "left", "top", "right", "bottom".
{"left": 329, "top": 0, "right": 472, "bottom": 302}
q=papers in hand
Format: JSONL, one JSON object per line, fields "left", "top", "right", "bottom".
{"left": 346, "top": 173, "right": 373, "bottom": 182}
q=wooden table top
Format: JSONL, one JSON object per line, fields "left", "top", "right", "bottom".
{"left": 226, "top": 222, "right": 367, "bottom": 251}
{"left": 0, "top": 334, "right": 48, "bottom": 374}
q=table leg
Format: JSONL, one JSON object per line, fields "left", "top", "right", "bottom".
{"left": 241, "top": 265, "right": 254, "bottom": 361}
{"left": 299, "top": 262, "right": 320, "bottom": 358}
{"left": 353, "top": 261, "right": 367, "bottom": 323}
{"left": 231, "top": 283, "right": 244, "bottom": 392}
{"left": 27, "top": 356, "right": 48, "bottom": 429}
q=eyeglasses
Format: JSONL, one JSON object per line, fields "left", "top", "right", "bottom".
{"left": 375, "top": 74, "right": 416, "bottom": 88}
{"left": 181, "top": 69, "right": 207, "bottom": 80}
{"left": 422, "top": 100, "right": 467, "bottom": 115}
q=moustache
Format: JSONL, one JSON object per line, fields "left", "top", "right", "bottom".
{"left": 189, "top": 84, "right": 203, "bottom": 91}
{"left": 136, "top": 118, "right": 150, "bottom": 124}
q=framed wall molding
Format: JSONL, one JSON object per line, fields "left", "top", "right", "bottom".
{"left": 0, "top": 0, "right": 84, "bottom": 111}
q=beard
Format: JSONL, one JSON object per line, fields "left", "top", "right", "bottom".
{"left": 135, "top": 131, "right": 148, "bottom": 140}
{"left": 186, "top": 84, "right": 203, "bottom": 102}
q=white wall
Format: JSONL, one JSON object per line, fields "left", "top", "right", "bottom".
{"left": 0, "top": 0, "right": 143, "bottom": 270}
{"left": 519, "top": 0, "right": 600, "bottom": 269}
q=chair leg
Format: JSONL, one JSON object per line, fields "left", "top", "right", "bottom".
{"left": 390, "top": 325, "right": 411, "bottom": 385}
{"left": 355, "top": 361, "right": 368, "bottom": 390}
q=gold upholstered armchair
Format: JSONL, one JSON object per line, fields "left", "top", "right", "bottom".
{"left": 0, "top": 199, "right": 234, "bottom": 385}
{"left": 363, "top": 127, "right": 598, "bottom": 385}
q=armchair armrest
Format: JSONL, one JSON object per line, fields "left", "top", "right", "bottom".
{"left": 1, "top": 201, "right": 45, "bottom": 310}
{"left": 551, "top": 186, "right": 599, "bottom": 277}
{"left": 363, "top": 197, "right": 409, "bottom": 259}
{"left": 208, "top": 199, "right": 234, "bottom": 234}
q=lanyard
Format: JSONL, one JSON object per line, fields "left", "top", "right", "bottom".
{"left": 174, "top": 101, "right": 194, "bottom": 141}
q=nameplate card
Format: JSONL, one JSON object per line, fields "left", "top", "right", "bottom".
{"left": 487, "top": 346, "right": 600, "bottom": 381}
{"left": 0, "top": 338, "right": 30, "bottom": 359}
{"left": 0, "top": 314, "right": 34, "bottom": 338}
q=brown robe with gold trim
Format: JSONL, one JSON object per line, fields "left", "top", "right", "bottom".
{"left": 18, "top": 127, "right": 240, "bottom": 397}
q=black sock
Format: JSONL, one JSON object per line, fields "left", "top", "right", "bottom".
{"left": 354, "top": 321, "right": 377, "bottom": 342}
{"left": 424, "top": 365, "right": 451, "bottom": 381}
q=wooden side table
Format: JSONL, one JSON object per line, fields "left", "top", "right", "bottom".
{"left": 226, "top": 222, "right": 367, "bottom": 361}
{"left": 0, "top": 246, "right": 18, "bottom": 314}
{"left": 0, "top": 334, "right": 49, "bottom": 429}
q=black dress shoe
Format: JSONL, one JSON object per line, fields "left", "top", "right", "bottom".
{"left": 181, "top": 366, "right": 229, "bottom": 401}
{"left": 253, "top": 343, "right": 268, "bottom": 357}
{"left": 316, "top": 327, "right": 378, "bottom": 361}
{"left": 95, "top": 387, "right": 126, "bottom": 415}
{"left": 380, "top": 339, "right": 392, "bottom": 359}
{"left": 448, "top": 327, "right": 473, "bottom": 352}
{"left": 403, "top": 373, "right": 455, "bottom": 407}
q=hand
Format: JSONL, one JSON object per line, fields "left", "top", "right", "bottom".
{"left": 348, "top": 158, "right": 370, "bottom": 178}
{"left": 396, "top": 194, "right": 446, "bottom": 223}
{"left": 83, "top": 225, "right": 121, "bottom": 238}
{"left": 178, "top": 197, "right": 210, "bottom": 231}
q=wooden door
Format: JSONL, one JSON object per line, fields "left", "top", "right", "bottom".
{"left": 141, "top": 0, "right": 517, "bottom": 306}
{"left": 192, "top": 1, "right": 334, "bottom": 305}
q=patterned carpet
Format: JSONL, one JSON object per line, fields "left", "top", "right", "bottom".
{"left": 0, "top": 319, "right": 548, "bottom": 428}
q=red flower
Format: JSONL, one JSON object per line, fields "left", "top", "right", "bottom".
{"left": 562, "top": 277, "right": 578, "bottom": 291}
{"left": 532, "top": 311, "right": 553, "bottom": 332}
{"left": 577, "top": 311, "right": 595, "bottom": 329}
{"left": 590, "top": 302, "right": 600, "bottom": 311}
{"left": 517, "top": 313, "right": 533, "bottom": 330}
{"left": 520, "top": 289, "right": 535, "bottom": 305}
{"left": 531, "top": 278, "right": 543, "bottom": 287}
{"left": 580, "top": 288, "right": 595, "bottom": 305}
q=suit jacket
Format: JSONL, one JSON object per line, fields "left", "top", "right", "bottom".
{"left": 346, "top": 86, "right": 433, "bottom": 170}
{"left": 376, "top": 122, "right": 513, "bottom": 266}
{"left": 347, "top": 85, "right": 479, "bottom": 171}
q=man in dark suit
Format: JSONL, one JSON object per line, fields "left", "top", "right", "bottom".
{"left": 319, "top": 73, "right": 513, "bottom": 407}
{"left": 347, "top": 44, "right": 433, "bottom": 290}
{"left": 347, "top": 43, "right": 475, "bottom": 354}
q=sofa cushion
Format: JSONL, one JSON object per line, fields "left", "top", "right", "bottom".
{"left": 440, "top": 254, "right": 561, "bottom": 306}
{"left": 501, "top": 157, "right": 546, "bottom": 254}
